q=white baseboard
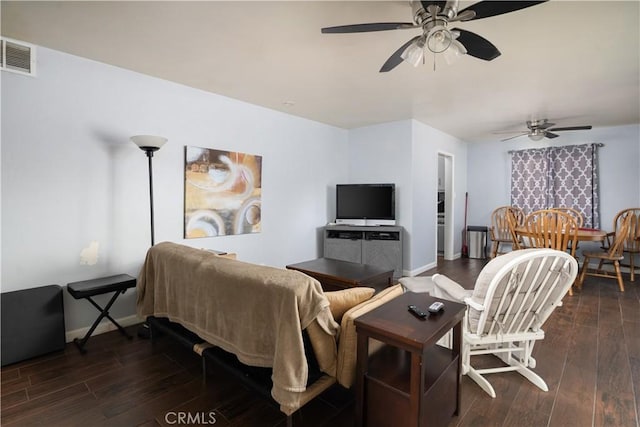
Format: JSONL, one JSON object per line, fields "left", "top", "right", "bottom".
{"left": 65, "top": 314, "right": 143, "bottom": 343}
{"left": 403, "top": 261, "right": 438, "bottom": 277}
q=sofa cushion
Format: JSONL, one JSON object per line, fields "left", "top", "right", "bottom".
{"left": 335, "top": 284, "right": 404, "bottom": 388}
{"left": 324, "top": 287, "right": 376, "bottom": 322}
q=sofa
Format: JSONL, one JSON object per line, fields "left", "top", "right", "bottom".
{"left": 136, "top": 242, "right": 403, "bottom": 417}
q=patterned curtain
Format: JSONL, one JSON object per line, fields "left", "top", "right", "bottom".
{"left": 510, "top": 148, "right": 550, "bottom": 213}
{"left": 510, "top": 143, "right": 600, "bottom": 228}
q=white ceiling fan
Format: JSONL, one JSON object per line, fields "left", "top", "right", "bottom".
{"left": 321, "top": 0, "right": 548, "bottom": 72}
{"left": 496, "top": 119, "right": 593, "bottom": 141}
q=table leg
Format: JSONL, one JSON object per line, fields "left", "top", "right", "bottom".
{"left": 356, "top": 333, "right": 369, "bottom": 427}
{"left": 453, "top": 321, "right": 462, "bottom": 415}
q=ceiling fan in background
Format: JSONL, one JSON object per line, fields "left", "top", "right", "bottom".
{"left": 496, "top": 119, "right": 593, "bottom": 141}
{"left": 321, "top": 1, "right": 548, "bottom": 72}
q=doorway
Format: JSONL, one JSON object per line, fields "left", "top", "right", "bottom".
{"left": 437, "top": 153, "right": 454, "bottom": 261}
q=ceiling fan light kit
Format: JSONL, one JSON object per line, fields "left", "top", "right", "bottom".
{"left": 321, "top": 0, "right": 548, "bottom": 72}
{"left": 528, "top": 130, "right": 546, "bottom": 141}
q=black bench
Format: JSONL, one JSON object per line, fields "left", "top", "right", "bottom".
{"left": 67, "top": 274, "right": 136, "bottom": 353}
{"left": 146, "top": 316, "right": 325, "bottom": 427}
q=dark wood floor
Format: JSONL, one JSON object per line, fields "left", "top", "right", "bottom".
{"left": 2, "top": 257, "right": 639, "bottom": 426}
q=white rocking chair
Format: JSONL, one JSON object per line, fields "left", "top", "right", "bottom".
{"left": 431, "top": 248, "right": 578, "bottom": 398}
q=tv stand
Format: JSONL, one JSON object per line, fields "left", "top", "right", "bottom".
{"left": 323, "top": 225, "right": 403, "bottom": 278}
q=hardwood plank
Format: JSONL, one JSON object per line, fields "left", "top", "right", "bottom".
{"left": 87, "top": 354, "right": 177, "bottom": 397}
{"left": 1, "top": 389, "right": 28, "bottom": 409}
{"left": 548, "top": 324, "right": 598, "bottom": 427}
{"left": 446, "top": 376, "right": 486, "bottom": 427}
{"left": 457, "top": 371, "right": 525, "bottom": 426}
{"left": 100, "top": 370, "right": 195, "bottom": 419}
{"left": 0, "top": 383, "right": 89, "bottom": 425}
{"left": 17, "top": 348, "right": 117, "bottom": 378}
{"left": 224, "top": 400, "right": 284, "bottom": 427}
{"left": 4, "top": 392, "right": 101, "bottom": 426}
{"left": 619, "top": 291, "right": 640, "bottom": 324}
{"left": 573, "top": 290, "right": 600, "bottom": 327}
{"left": 595, "top": 319, "right": 637, "bottom": 426}
{"left": 623, "top": 319, "right": 640, "bottom": 422}
{"left": 97, "top": 378, "right": 204, "bottom": 426}
{"left": 213, "top": 386, "right": 264, "bottom": 421}
{"left": 0, "top": 368, "right": 21, "bottom": 383}
{"left": 27, "top": 359, "right": 122, "bottom": 400}
{"left": 0, "top": 374, "right": 30, "bottom": 397}
{"left": 502, "top": 320, "right": 577, "bottom": 426}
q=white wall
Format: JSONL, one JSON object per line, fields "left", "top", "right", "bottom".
{"left": 347, "top": 121, "right": 413, "bottom": 221}
{"left": 1, "top": 47, "right": 349, "bottom": 333}
{"left": 411, "top": 121, "right": 468, "bottom": 272}
{"left": 347, "top": 120, "right": 468, "bottom": 275}
{"left": 467, "top": 125, "right": 640, "bottom": 230}
{"left": 347, "top": 121, "right": 413, "bottom": 270}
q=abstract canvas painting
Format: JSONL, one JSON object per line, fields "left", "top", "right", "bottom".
{"left": 184, "top": 146, "right": 262, "bottom": 238}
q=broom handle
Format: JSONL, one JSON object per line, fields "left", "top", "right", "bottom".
{"left": 462, "top": 192, "right": 469, "bottom": 253}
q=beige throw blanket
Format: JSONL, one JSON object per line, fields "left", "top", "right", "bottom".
{"left": 136, "top": 242, "right": 338, "bottom": 412}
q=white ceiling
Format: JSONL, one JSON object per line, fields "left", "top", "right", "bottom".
{"left": 2, "top": 1, "right": 639, "bottom": 142}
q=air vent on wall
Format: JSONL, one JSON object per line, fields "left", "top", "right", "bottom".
{"left": 1, "top": 37, "right": 36, "bottom": 76}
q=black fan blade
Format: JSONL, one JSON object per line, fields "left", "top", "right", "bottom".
{"left": 548, "top": 125, "right": 593, "bottom": 132}
{"left": 453, "top": 28, "right": 501, "bottom": 61}
{"left": 458, "top": 1, "right": 547, "bottom": 21}
{"left": 538, "top": 121, "right": 556, "bottom": 129}
{"left": 321, "top": 22, "right": 416, "bottom": 33}
{"left": 380, "top": 36, "right": 421, "bottom": 73}
{"left": 545, "top": 132, "right": 559, "bottom": 139}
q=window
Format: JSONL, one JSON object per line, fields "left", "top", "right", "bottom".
{"left": 510, "top": 143, "right": 600, "bottom": 228}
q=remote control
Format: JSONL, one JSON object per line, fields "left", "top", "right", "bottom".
{"left": 408, "top": 305, "right": 427, "bottom": 319}
{"left": 428, "top": 301, "right": 445, "bottom": 314}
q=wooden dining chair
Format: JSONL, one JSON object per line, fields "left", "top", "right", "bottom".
{"left": 520, "top": 210, "right": 579, "bottom": 256}
{"left": 505, "top": 208, "right": 523, "bottom": 251}
{"left": 489, "top": 206, "right": 525, "bottom": 257}
{"left": 577, "top": 211, "right": 633, "bottom": 292}
{"left": 600, "top": 208, "right": 640, "bottom": 282}
{"left": 551, "top": 207, "right": 584, "bottom": 227}
{"left": 551, "top": 207, "right": 584, "bottom": 252}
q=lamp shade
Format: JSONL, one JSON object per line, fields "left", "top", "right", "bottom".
{"left": 528, "top": 130, "right": 545, "bottom": 141}
{"left": 130, "top": 135, "right": 167, "bottom": 151}
{"left": 401, "top": 36, "right": 426, "bottom": 67}
{"left": 426, "top": 25, "right": 452, "bottom": 54}
{"left": 442, "top": 38, "right": 467, "bottom": 65}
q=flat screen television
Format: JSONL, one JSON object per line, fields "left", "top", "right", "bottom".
{"left": 336, "top": 183, "right": 396, "bottom": 226}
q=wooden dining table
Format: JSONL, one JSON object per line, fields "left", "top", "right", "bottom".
{"left": 515, "top": 227, "right": 607, "bottom": 243}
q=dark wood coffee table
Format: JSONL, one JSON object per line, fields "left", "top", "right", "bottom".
{"left": 285, "top": 257, "right": 394, "bottom": 293}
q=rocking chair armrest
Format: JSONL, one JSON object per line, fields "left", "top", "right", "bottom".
{"left": 463, "top": 297, "right": 484, "bottom": 312}
{"left": 432, "top": 274, "right": 473, "bottom": 303}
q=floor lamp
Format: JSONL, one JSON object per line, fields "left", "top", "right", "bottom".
{"left": 131, "top": 135, "right": 167, "bottom": 339}
{"left": 130, "top": 135, "right": 167, "bottom": 246}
